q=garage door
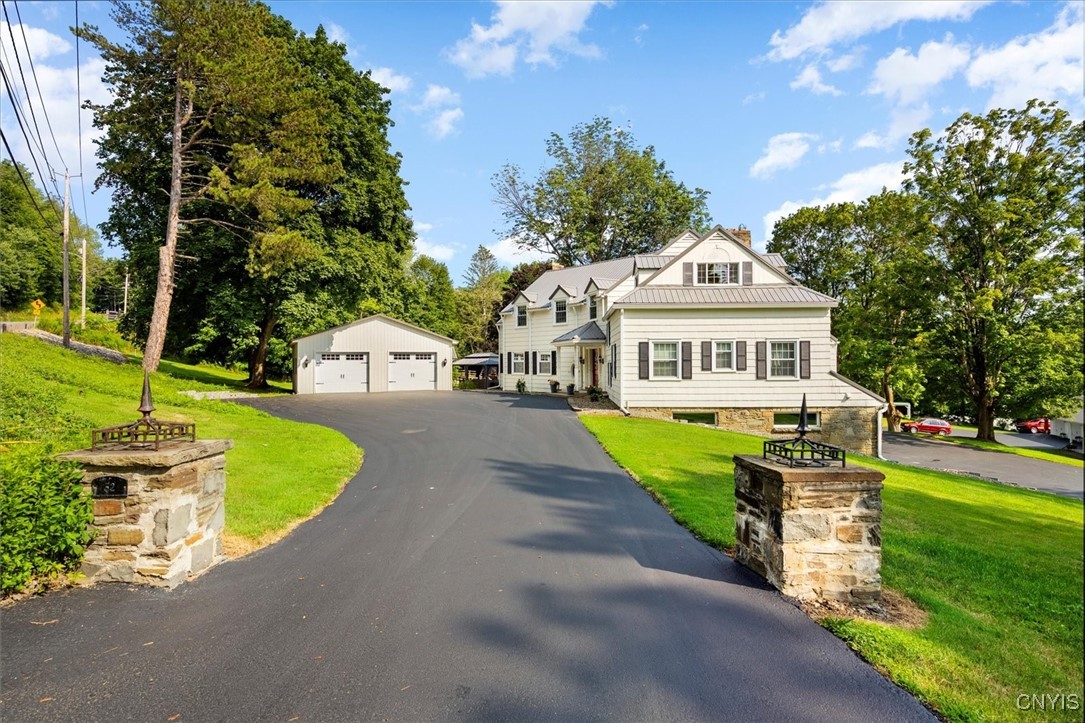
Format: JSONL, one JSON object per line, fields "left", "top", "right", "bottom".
{"left": 315, "top": 352, "right": 368, "bottom": 393}
{"left": 388, "top": 352, "right": 436, "bottom": 391}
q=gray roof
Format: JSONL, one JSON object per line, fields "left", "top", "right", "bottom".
{"left": 552, "top": 321, "right": 607, "bottom": 343}
{"left": 453, "top": 353, "right": 498, "bottom": 366}
{"left": 633, "top": 254, "right": 669, "bottom": 269}
{"left": 612, "top": 285, "right": 838, "bottom": 308}
{"left": 520, "top": 257, "right": 635, "bottom": 308}
{"left": 763, "top": 253, "right": 788, "bottom": 269}
{"left": 586, "top": 276, "right": 617, "bottom": 290}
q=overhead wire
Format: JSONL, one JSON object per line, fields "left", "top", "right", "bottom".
{"left": 11, "top": 0, "right": 67, "bottom": 171}
{"left": 1, "top": 2, "right": 52, "bottom": 167}
{"left": 0, "top": 60, "right": 59, "bottom": 202}
{"left": 1, "top": 127, "right": 63, "bottom": 233}
{"left": 74, "top": 0, "right": 91, "bottom": 230}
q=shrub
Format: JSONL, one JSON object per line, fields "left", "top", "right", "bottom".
{"left": 515, "top": 377, "right": 527, "bottom": 393}
{"left": 0, "top": 447, "right": 95, "bottom": 594}
{"left": 459, "top": 378, "right": 478, "bottom": 390}
{"left": 586, "top": 385, "right": 605, "bottom": 402}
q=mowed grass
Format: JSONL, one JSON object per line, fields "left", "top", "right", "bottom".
{"left": 580, "top": 415, "right": 1084, "bottom": 722}
{"left": 1, "top": 333, "right": 360, "bottom": 543}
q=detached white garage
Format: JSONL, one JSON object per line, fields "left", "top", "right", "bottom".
{"left": 292, "top": 314, "right": 456, "bottom": 395}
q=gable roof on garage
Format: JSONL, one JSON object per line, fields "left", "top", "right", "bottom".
{"left": 291, "top": 314, "right": 457, "bottom": 346}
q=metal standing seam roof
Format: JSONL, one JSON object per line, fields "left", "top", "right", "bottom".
{"left": 520, "top": 257, "right": 636, "bottom": 308}
{"left": 763, "top": 253, "right": 788, "bottom": 269}
{"left": 633, "top": 254, "right": 670, "bottom": 269}
{"left": 586, "top": 277, "right": 618, "bottom": 291}
{"left": 552, "top": 321, "right": 607, "bottom": 343}
{"left": 612, "top": 285, "right": 838, "bottom": 307}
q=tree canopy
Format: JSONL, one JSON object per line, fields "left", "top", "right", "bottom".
{"left": 456, "top": 246, "right": 508, "bottom": 354}
{"left": 493, "top": 117, "right": 711, "bottom": 266}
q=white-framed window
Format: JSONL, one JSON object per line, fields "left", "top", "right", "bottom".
{"left": 769, "top": 340, "right": 798, "bottom": 378}
{"left": 651, "top": 340, "right": 679, "bottom": 379}
{"left": 538, "top": 351, "right": 552, "bottom": 375}
{"left": 512, "top": 353, "right": 525, "bottom": 374}
{"left": 713, "top": 340, "right": 735, "bottom": 371}
{"left": 554, "top": 299, "right": 567, "bottom": 324}
{"left": 588, "top": 296, "right": 597, "bottom": 320}
{"left": 773, "top": 411, "right": 821, "bottom": 429}
{"left": 697, "top": 262, "right": 739, "bottom": 285}
{"left": 516, "top": 306, "right": 527, "bottom": 327}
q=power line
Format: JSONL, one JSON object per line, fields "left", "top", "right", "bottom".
{"left": 0, "top": 60, "right": 60, "bottom": 202}
{"left": 1, "top": 128, "right": 63, "bottom": 234}
{"left": 74, "top": 0, "right": 91, "bottom": 231}
{"left": 8, "top": 0, "right": 68, "bottom": 170}
{"left": 1, "top": 1, "right": 58, "bottom": 174}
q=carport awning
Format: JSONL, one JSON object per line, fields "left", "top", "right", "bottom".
{"left": 453, "top": 354, "right": 498, "bottom": 366}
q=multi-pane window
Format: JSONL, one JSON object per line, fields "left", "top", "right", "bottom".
{"left": 516, "top": 306, "right": 527, "bottom": 327}
{"left": 713, "top": 341, "right": 734, "bottom": 371}
{"left": 554, "top": 299, "right": 567, "bottom": 324}
{"left": 697, "top": 262, "right": 739, "bottom": 285}
{"left": 512, "top": 353, "right": 525, "bottom": 374}
{"left": 652, "top": 341, "right": 679, "bottom": 378}
{"left": 770, "top": 341, "right": 797, "bottom": 378}
{"left": 589, "top": 296, "right": 597, "bottom": 319}
{"left": 538, "top": 352, "right": 552, "bottom": 375}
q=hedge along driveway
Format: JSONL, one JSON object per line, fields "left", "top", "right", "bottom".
{"left": 1, "top": 333, "right": 361, "bottom": 548}
{"left": 579, "top": 415, "right": 1084, "bottom": 723}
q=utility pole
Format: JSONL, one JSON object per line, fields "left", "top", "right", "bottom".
{"left": 80, "top": 238, "right": 87, "bottom": 328}
{"left": 62, "top": 172, "right": 71, "bottom": 348}
{"left": 123, "top": 269, "right": 129, "bottom": 315}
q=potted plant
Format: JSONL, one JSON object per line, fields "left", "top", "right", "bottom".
{"left": 566, "top": 383, "right": 575, "bottom": 395}
{"left": 515, "top": 377, "right": 527, "bottom": 394}
{"left": 548, "top": 379, "right": 560, "bottom": 393}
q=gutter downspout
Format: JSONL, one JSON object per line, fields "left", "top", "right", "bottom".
{"left": 876, "top": 403, "right": 888, "bottom": 459}
{"left": 617, "top": 308, "right": 631, "bottom": 416}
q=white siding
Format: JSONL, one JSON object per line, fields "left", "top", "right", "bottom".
{"left": 645, "top": 231, "right": 787, "bottom": 287}
{"left": 616, "top": 308, "right": 880, "bottom": 409}
{"left": 658, "top": 230, "right": 700, "bottom": 257}
{"left": 499, "top": 301, "right": 597, "bottom": 393}
{"left": 294, "top": 316, "right": 454, "bottom": 394}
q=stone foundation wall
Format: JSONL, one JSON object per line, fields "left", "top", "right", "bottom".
{"left": 628, "top": 406, "right": 879, "bottom": 455}
{"left": 58, "top": 440, "right": 232, "bottom": 588}
{"left": 732, "top": 454, "right": 884, "bottom": 606}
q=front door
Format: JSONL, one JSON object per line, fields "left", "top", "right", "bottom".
{"left": 590, "top": 348, "right": 599, "bottom": 386}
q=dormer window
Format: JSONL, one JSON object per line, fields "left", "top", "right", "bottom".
{"left": 697, "top": 262, "right": 739, "bottom": 285}
{"left": 589, "top": 296, "right": 597, "bottom": 320}
{"left": 554, "top": 299, "right": 567, "bottom": 324}
{"left": 516, "top": 306, "right": 527, "bottom": 327}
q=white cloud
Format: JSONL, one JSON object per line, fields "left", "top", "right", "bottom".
{"left": 853, "top": 102, "right": 933, "bottom": 150}
{"left": 817, "top": 139, "right": 843, "bottom": 154}
{"left": 370, "top": 67, "right": 412, "bottom": 94}
{"left": 487, "top": 236, "right": 551, "bottom": 265}
{"left": 767, "top": 0, "right": 990, "bottom": 60}
{"left": 868, "top": 36, "right": 970, "bottom": 105}
{"left": 634, "top": 23, "right": 649, "bottom": 46}
{"left": 762, "top": 161, "right": 906, "bottom": 239}
{"left": 0, "top": 22, "right": 70, "bottom": 61}
{"left": 966, "top": 4, "right": 1084, "bottom": 111}
{"left": 447, "top": 0, "right": 612, "bottom": 78}
{"left": 749, "top": 132, "right": 818, "bottom": 179}
{"left": 742, "top": 91, "right": 766, "bottom": 105}
{"left": 826, "top": 50, "right": 863, "bottom": 73}
{"left": 414, "top": 221, "right": 435, "bottom": 233}
{"left": 414, "top": 84, "right": 461, "bottom": 111}
{"left": 414, "top": 237, "right": 456, "bottom": 261}
{"left": 325, "top": 22, "right": 350, "bottom": 46}
{"left": 790, "top": 64, "right": 842, "bottom": 96}
{"left": 427, "top": 108, "right": 464, "bottom": 139}
{"left": 853, "top": 131, "right": 888, "bottom": 150}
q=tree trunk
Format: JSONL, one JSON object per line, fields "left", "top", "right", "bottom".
{"left": 976, "top": 397, "right": 997, "bottom": 441}
{"left": 142, "top": 73, "right": 187, "bottom": 373}
{"left": 884, "top": 381, "right": 902, "bottom": 432}
{"left": 246, "top": 310, "right": 277, "bottom": 389}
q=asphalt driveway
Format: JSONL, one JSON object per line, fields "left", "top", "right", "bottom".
{"left": 883, "top": 432, "right": 1084, "bottom": 499}
{"left": 2, "top": 392, "right": 929, "bottom": 721}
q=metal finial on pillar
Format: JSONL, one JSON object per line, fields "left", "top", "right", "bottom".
{"left": 138, "top": 371, "right": 156, "bottom": 421}
{"left": 796, "top": 393, "right": 810, "bottom": 438}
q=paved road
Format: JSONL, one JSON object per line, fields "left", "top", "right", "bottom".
{"left": 2, "top": 393, "right": 929, "bottom": 722}
{"left": 883, "top": 433, "right": 1084, "bottom": 499}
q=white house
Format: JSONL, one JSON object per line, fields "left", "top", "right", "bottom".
{"left": 1051, "top": 407, "right": 1083, "bottom": 447}
{"left": 496, "top": 226, "right": 886, "bottom": 454}
{"left": 293, "top": 314, "right": 456, "bottom": 394}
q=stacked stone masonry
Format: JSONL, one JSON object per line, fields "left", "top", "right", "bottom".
{"left": 629, "top": 406, "right": 878, "bottom": 455}
{"left": 732, "top": 454, "right": 884, "bottom": 606}
{"left": 58, "top": 440, "right": 232, "bottom": 589}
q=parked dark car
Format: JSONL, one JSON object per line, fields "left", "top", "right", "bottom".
{"left": 901, "top": 418, "right": 953, "bottom": 435}
{"left": 1014, "top": 417, "right": 1050, "bottom": 434}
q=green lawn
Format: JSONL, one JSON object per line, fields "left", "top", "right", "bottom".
{"left": 936, "top": 434, "right": 1084, "bottom": 468}
{"left": 1, "top": 333, "right": 359, "bottom": 544}
{"left": 581, "top": 415, "right": 1084, "bottom": 723}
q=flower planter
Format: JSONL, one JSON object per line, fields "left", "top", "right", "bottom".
{"left": 567, "top": 384, "right": 575, "bottom": 395}
{"left": 549, "top": 382, "right": 560, "bottom": 393}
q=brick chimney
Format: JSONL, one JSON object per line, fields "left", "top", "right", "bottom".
{"left": 550, "top": 261, "right": 565, "bottom": 271}
{"left": 727, "top": 226, "right": 752, "bottom": 247}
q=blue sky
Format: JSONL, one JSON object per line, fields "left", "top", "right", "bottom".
{"left": 3, "top": 1, "right": 1082, "bottom": 285}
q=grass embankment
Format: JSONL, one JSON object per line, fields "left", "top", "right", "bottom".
{"left": 1, "top": 333, "right": 359, "bottom": 547}
{"left": 937, "top": 434, "right": 1083, "bottom": 468}
{"left": 580, "top": 416, "right": 1084, "bottom": 722}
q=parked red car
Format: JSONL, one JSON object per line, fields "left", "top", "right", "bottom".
{"left": 901, "top": 418, "right": 953, "bottom": 436}
{"left": 1014, "top": 417, "right": 1050, "bottom": 434}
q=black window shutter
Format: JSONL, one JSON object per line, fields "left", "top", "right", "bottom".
{"left": 524, "top": 350, "right": 530, "bottom": 374}
{"left": 681, "top": 342, "right": 693, "bottom": 379}
{"left": 742, "top": 261, "right": 753, "bottom": 286}
{"left": 755, "top": 341, "right": 767, "bottom": 379}
{"left": 499, "top": 353, "right": 503, "bottom": 374}
{"left": 507, "top": 351, "right": 512, "bottom": 372}
{"left": 736, "top": 341, "right": 747, "bottom": 371}
{"left": 551, "top": 351, "right": 557, "bottom": 374}
{"left": 701, "top": 341, "right": 712, "bottom": 371}
{"left": 799, "top": 340, "right": 811, "bottom": 379}
{"left": 683, "top": 263, "right": 694, "bottom": 286}
{"left": 532, "top": 351, "right": 537, "bottom": 375}
{"left": 638, "top": 342, "right": 649, "bottom": 379}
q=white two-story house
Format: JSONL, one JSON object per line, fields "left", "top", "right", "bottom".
{"left": 496, "top": 226, "right": 886, "bottom": 455}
